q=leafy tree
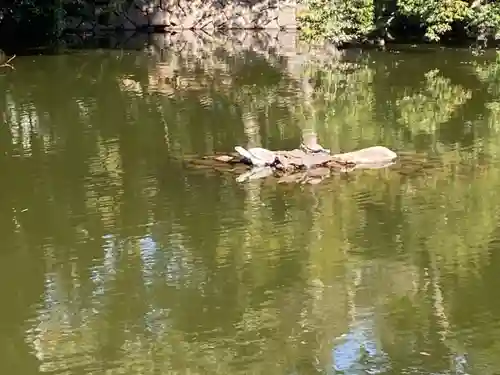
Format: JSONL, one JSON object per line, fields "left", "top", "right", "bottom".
{"left": 299, "top": 0, "right": 500, "bottom": 45}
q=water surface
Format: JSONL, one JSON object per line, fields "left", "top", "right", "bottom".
{"left": 1, "top": 32, "right": 500, "bottom": 375}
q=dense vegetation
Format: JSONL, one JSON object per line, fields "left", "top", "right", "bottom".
{"left": 298, "top": 0, "right": 500, "bottom": 46}
{"left": 1, "top": 0, "right": 500, "bottom": 48}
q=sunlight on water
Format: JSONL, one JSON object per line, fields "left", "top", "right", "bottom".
{"left": 1, "top": 32, "right": 500, "bottom": 374}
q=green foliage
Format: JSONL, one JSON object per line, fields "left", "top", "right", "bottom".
{"left": 299, "top": 0, "right": 500, "bottom": 45}
{"left": 298, "top": 0, "right": 375, "bottom": 43}
{"left": 397, "top": 0, "right": 470, "bottom": 41}
{"left": 468, "top": 2, "right": 500, "bottom": 40}
{"left": 2, "top": 0, "right": 500, "bottom": 46}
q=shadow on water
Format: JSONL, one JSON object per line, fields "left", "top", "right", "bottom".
{"left": 2, "top": 30, "right": 500, "bottom": 374}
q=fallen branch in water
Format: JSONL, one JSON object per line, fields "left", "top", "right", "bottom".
{"left": 0, "top": 55, "right": 15, "bottom": 69}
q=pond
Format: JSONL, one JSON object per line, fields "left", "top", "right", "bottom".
{"left": 1, "top": 31, "right": 500, "bottom": 374}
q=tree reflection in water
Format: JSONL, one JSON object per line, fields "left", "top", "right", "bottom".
{"left": 1, "top": 33, "right": 500, "bottom": 375}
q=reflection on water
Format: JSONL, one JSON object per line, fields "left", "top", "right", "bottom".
{"left": 2, "top": 31, "right": 500, "bottom": 374}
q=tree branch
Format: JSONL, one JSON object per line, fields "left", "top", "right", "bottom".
{"left": 0, "top": 55, "right": 15, "bottom": 70}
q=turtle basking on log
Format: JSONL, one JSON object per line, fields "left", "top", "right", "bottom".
{"left": 233, "top": 146, "right": 280, "bottom": 167}
{"left": 300, "top": 132, "right": 331, "bottom": 154}
{"left": 183, "top": 134, "right": 398, "bottom": 184}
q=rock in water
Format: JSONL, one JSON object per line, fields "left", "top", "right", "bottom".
{"left": 333, "top": 146, "right": 397, "bottom": 165}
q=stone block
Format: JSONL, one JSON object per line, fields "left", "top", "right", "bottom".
{"left": 277, "top": 5, "right": 296, "bottom": 29}
{"left": 66, "top": 0, "right": 298, "bottom": 31}
{"left": 124, "top": 5, "right": 149, "bottom": 29}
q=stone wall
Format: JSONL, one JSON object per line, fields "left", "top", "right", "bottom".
{"left": 64, "top": 0, "right": 298, "bottom": 32}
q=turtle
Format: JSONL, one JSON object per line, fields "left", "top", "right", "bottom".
{"left": 300, "top": 133, "right": 331, "bottom": 154}
{"left": 234, "top": 146, "right": 281, "bottom": 167}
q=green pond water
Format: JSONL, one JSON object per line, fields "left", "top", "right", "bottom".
{"left": 1, "top": 33, "right": 500, "bottom": 375}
